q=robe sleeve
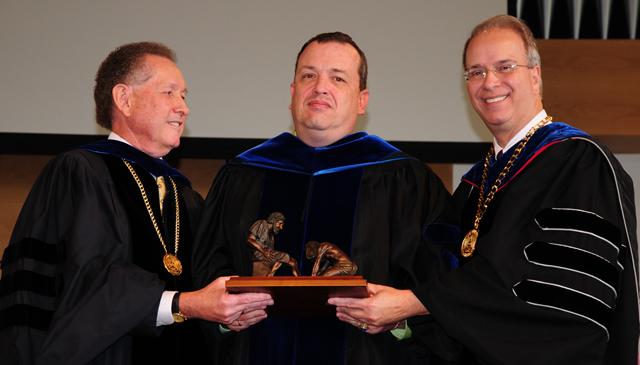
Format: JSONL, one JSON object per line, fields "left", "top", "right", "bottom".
{"left": 190, "top": 163, "right": 265, "bottom": 352}
{"left": 353, "top": 158, "right": 450, "bottom": 287}
{"left": 413, "top": 139, "right": 639, "bottom": 365}
{"left": 0, "top": 150, "right": 165, "bottom": 364}
{"left": 192, "top": 164, "right": 265, "bottom": 287}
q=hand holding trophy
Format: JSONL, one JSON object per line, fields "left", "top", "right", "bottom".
{"left": 230, "top": 212, "right": 366, "bottom": 316}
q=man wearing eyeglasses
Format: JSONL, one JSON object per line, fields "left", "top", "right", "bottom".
{"left": 330, "top": 15, "right": 638, "bottom": 365}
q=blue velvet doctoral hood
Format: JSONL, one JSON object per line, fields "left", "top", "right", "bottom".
{"left": 81, "top": 139, "right": 191, "bottom": 187}
{"left": 233, "top": 131, "right": 407, "bottom": 174}
{"left": 230, "top": 132, "right": 412, "bottom": 365}
{"left": 463, "top": 122, "right": 590, "bottom": 191}
{"left": 231, "top": 131, "right": 412, "bottom": 274}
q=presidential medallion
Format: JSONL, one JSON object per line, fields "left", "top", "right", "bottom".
{"left": 461, "top": 229, "right": 478, "bottom": 257}
{"left": 163, "top": 253, "right": 183, "bottom": 276}
{"left": 123, "top": 160, "right": 183, "bottom": 278}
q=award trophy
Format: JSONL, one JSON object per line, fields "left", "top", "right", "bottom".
{"left": 226, "top": 212, "right": 367, "bottom": 316}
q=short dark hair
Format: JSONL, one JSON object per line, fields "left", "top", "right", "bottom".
{"left": 94, "top": 41, "right": 176, "bottom": 129}
{"left": 294, "top": 32, "right": 368, "bottom": 91}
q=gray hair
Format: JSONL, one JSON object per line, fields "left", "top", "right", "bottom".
{"left": 463, "top": 15, "right": 540, "bottom": 68}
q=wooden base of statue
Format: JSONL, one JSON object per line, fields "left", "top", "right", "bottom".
{"left": 226, "top": 276, "right": 368, "bottom": 317}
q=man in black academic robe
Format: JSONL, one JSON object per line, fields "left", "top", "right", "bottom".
{"left": 415, "top": 119, "right": 638, "bottom": 365}
{"left": 0, "top": 42, "right": 272, "bottom": 365}
{"left": 329, "top": 15, "right": 639, "bottom": 365}
{"left": 193, "top": 32, "right": 450, "bottom": 365}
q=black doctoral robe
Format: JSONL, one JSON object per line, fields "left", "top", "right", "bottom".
{"left": 414, "top": 123, "right": 639, "bottom": 365}
{"left": 0, "top": 140, "right": 206, "bottom": 364}
{"left": 193, "top": 132, "right": 450, "bottom": 365}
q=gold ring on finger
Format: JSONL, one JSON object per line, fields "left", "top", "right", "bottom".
{"left": 359, "top": 322, "right": 368, "bottom": 331}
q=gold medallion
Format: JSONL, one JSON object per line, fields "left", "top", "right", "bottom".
{"left": 459, "top": 116, "right": 552, "bottom": 259}
{"left": 461, "top": 229, "right": 478, "bottom": 257}
{"left": 123, "top": 160, "right": 183, "bottom": 278}
{"left": 163, "top": 253, "right": 183, "bottom": 276}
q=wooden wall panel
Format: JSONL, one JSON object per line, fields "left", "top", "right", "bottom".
{"left": 0, "top": 155, "right": 52, "bottom": 257}
{"left": 428, "top": 163, "right": 453, "bottom": 193}
{"left": 538, "top": 40, "right": 640, "bottom": 151}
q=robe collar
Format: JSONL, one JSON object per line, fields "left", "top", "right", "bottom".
{"left": 494, "top": 109, "right": 547, "bottom": 157}
{"left": 233, "top": 131, "right": 408, "bottom": 175}
{"left": 81, "top": 139, "right": 191, "bottom": 187}
{"left": 463, "top": 122, "right": 590, "bottom": 190}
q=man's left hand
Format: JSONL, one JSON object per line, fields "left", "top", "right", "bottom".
{"left": 327, "top": 283, "right": 428, "bottom": 334}
{"left": 226, "top": 308, "right": 268, "bottom": 332}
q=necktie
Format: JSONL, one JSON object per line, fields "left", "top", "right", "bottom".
{"left": 496, "top": 150, "right": 503, "bottom": 161}
{"left": 157, "top": 176, "right": 167, "bottom": 216}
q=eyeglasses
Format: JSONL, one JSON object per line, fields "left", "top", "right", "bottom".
{"left": 463, "top": 63, "right": 533, "bottom": 82}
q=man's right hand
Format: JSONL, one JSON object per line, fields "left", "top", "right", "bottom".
{"left": 179, "top": 276, "right": 273, "bottom": 326}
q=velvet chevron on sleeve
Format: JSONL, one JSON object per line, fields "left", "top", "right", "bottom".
{"left": 414, "top": 123, "right": 639, "bottom": 365}
{"left": 0, "top": 140, "right": 206, "bottom": 365}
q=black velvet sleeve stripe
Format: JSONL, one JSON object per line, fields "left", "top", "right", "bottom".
{"left": 1, "top": 238, "right": 59, "bottom": 266}
{"left": 0, "top": 271, "right": 56, "bottom": 297}
{"left": 524, "top": 241, "right": 620, "bottom": 295}
{"left": 535, "top": 208, "right": 621, "bottom": 249}
{"left": 1, "top": 258, "right": 57, "bottom": 277}
{"left": 0, "top": 304, "right": 53, "bottom": 331}
{"left": 513, "top": 279, "right": 611, "bottom": 339}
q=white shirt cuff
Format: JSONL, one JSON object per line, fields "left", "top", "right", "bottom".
{"left": 156, "top": 291, "right": 178, "bottom": 326}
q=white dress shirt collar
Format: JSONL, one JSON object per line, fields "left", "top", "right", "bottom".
{"left": 107, "top": 131, "right": 130, "bottom": 145}
{"left": 493, "top": 109, "right": 547, "bottom": 158}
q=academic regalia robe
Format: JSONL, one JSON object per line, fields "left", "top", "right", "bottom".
{"left": 193, "top": 132, "right": 450, "bottom": 365}
{"left": 414, "top": 123, "right": 639, "bottom": 365}
{"left": 0, "top": 140, "right": 206, "bottom": 364}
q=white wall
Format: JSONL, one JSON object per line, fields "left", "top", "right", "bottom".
{"left": 2, "top": 1, "right": 638, "bottom": 229}
{"left": 0, "top": 0, "right": 501, "bottom": 141}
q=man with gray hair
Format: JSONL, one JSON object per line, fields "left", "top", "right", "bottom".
{"left": 0, "top": 41, "right": 272, "bottom": 364}
{"left": 330, "top": 15, "right": 639, "bottom": 365}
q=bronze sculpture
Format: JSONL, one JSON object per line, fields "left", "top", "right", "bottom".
{"left": 247, "top": 212, "right": 300, "bottom": 276}
{"left": 305, "top": 240, "right": 358, "bottom": 276}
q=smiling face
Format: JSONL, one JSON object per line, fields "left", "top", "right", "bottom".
{"left": 465, "top": 28, "right": 542, "bottom": 145}
{"left": 113, "top": 54, "right": 189, "bottom": 157}
{"left": 290, "top": 41, "right": 369, "bottom": 147}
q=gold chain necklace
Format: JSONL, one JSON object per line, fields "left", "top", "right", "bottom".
{"left": 460, "top": 115, "right": 552, "bottom": 258}
{"left": 123, "top": 160, "right": 182, "bottom": 276}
